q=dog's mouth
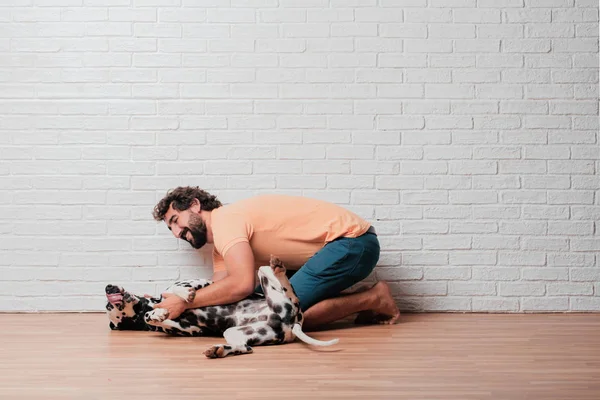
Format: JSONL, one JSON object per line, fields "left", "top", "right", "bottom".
{"left": 105, "top": 285, "right": 125, "bottom": 304}
{"left": 106, "top": 293, "right": 124, "bottom": 303}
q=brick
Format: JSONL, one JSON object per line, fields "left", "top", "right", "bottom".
{"left": 406, "top": 39, "right": 453, "bottom": 53}
{"left": 550, "top": 254, "right": 595, "bottom": 267}
{"left": 453, "top": 69, "right": 500, "bottom": 83}
{"left": 399, "top": 297, "right": 472, "bottom": 312}
{"left": 522, "top": 267, "right": 569, "bottom": 281}
{"left": 473, "top": 236, "right": 520, "bottom": 250}
{"left": 527, "top": 23, "right": 574, "bottom": 38}
{"left": 375, "top": 267, "right": 423, "bottom": 281}
{"left": 571, "top": 298, "right": 600, "bottom": 312}
{"left": 453, "top": 9, "right": 500, "bottom": 23}
{"left": 452, "top": 101, "right": 498, "bottom": 114}
{"left": 522, "top": 298, "right": 569, "bottom": 311}
{"left": 403, "top": 191, "right": 449, "bottom": 205}
{"left": 430, "top": 24, "right": 475, "bottom": 38}
{"left": 378, "top": 116, "right": 424, "bottom": 130}
{"left": 479, "top": 0, "right": 523, "bottom": 5}
{"left": 473, "top": 176, "right": 520, "bottom": 190}
{"left": 430, "top": 55, "right": 476, "bottom": 67}
{"left": 456, "top": 39, "right": 500, "bottom": 53}
{"left": 478, "top": 54, "right": 524, "bottom": 68}
{"left": 380, "top": 23, "right": 427, "bottom": 38}
{"left": 450, "top": 251, "right": 496, "bottom": 265}
{"left": 425, "top": 146, "right": 471, "bottom": 160}
{"left": 548, "top": 191, "right": 595, "bottom": 205}
{"left": 570, "top": 268, "right": 600, "bottom": 282}
{"left": 473, "top": 298, "right": 520, "bottom": 312}
{"left": 499, "top": 282, "right": 545, "bottom": 297}
{"left": 391, "top": 282, "right": 448, "bottom": 296}
{"left": 477, "top": 84, "right": 523, "bottom": 99}
{"left": 505, "top": 10, "right": 551, "bottom": 23}
{"left": 523, "top": 205, "right": 570, "bottom": 219}
{"left": 478, "top": 24, "right": 524, "bottom": 38}
{"left": 503, "top": 39, "right": 551, "bottom": 53}
{"left": 576, "top": 23, "right": 599, "bottom": 37}
{"left": 449, "top": 282, "right": 496, "bottom": 296}
{"left": 553, "top": 38, "right": 598, "bottom": 52}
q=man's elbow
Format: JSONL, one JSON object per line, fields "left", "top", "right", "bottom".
{"left": 231, "top": 281, "right": 255, "bottom": 300}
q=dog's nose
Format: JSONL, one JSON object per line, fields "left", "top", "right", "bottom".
{"left": 105, "top": 285, "right": 120, "bottom": 294}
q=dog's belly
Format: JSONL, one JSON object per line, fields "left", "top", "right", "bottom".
{"left": 181, "top": 298, "right": 271, "bottom": 334}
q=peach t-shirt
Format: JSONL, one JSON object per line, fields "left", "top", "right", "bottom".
{"left": 210, "top": 194, "right": 371, "bottom": 272}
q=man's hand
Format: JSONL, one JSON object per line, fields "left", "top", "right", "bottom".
{"left": 152, "top": 293, "right": 187, "bottom": 320}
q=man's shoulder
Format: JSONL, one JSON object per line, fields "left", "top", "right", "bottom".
{"left": 219, "top": 193, "right": 306, "bottom": 211}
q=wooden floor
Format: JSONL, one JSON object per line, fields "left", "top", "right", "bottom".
{"left": 0, "top": 313, "right": 599, "bottom": 400}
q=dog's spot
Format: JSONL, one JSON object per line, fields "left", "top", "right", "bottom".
{"left": 244, "top": 327, "right": 255, "bottom": 335}
{"left": 257, "top": 328, "right": 267, "bottom": 336}
{"left": 179, "top": 317, "right": 192, "bottom": 329}
{"left": 273, "top": 304, "right": 283, "bottom": 314}
{"left": 258, "top": 315, "right": 268, "bottom": 322}
{"left": 297, "top": 313, "right": 303, "bottom": 322}
{"left": 268, "top": 314, "right": 282, "bottom": 330}
{"left": 247, "top": 337, "right": 260, "bottom": 346}
{"left": 219, "top": 305, "right": 236, "bottom": 317}
{"left": 261, "top": 276, "right": 269, "bottom": 287}
{"left": 282, "top": 303, "right": 295, "bottom": 324}
{"left": 275, "top": 330, "right": 285, "bottom": 342}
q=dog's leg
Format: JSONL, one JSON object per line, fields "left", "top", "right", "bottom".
{"left": 259, "top": 256, "right": 339, "bottom": 347}
{"left": 203, "top": 322, "right": 279, "bottom": 359}
{"left": 145, "top": 307, "right": 170, "bottom": 324}
{"left": 149, "top": 319, "right": 205, "bottom": 336}
{"left": 164, "top": 279, "right": 213, "bottom": 303}
{"left": 145, "top": 311, "right": 207, "bottom": 336}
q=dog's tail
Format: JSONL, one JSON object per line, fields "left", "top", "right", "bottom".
{"left": 292, "top": 323, "right": 339, "bottom": 347}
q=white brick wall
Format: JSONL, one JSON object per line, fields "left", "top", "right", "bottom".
{"left": 0, "top": 0, "right": 598, "bottom": 313}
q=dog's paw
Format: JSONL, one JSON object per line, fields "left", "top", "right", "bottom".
{"left": 145, "top": 308, "right": 169, "bottom": 324}
{"left": 171, "top": 286, "right": 196, "bottom": 303}
{"left": 204, "top": 345, "right": 226, "bottom": 359}
{"left": 269, "top": 255, "right": 286, "bottom": 275}
{"left": 204, "top": 344, "right": 253, "bottom": 358}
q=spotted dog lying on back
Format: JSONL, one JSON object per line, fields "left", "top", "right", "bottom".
{"left": 105, "top": 256, "right": 338, "bottom": 358}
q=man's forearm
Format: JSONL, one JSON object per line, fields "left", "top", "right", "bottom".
{"left": 185, "top": 276, "right": 251, "bottom": 309}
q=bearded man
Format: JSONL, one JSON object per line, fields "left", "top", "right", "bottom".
{"left": 151, "top": 186, "right": 400, "bottom": 330}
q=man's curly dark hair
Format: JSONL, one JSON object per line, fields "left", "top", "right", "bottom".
{"left": 152, "top": 186, "right": 222, "bottom": 221}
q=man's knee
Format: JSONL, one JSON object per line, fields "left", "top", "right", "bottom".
{"left": 289, "top": 232, "right": 380, "bottom": 311}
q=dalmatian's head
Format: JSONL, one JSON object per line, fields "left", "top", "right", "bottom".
{"left": 105, "top": 284, "right": 159, "bottom": 331}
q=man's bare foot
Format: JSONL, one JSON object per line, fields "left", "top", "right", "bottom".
{"left": 354, "top": 281, "right": 400, "bottom": 325}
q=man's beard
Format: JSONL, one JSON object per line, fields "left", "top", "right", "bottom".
{"left": 183, "top": 214, "right": 207, "bottom": 249}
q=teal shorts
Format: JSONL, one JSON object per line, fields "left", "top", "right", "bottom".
{"left": 256, "top": 229, "right": 380, "bottom": 311}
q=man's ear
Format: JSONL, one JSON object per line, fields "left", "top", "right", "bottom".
{"left": 190, "top": 198, "right": 202, "bottom": 213}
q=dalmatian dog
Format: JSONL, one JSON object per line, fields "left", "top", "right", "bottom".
{"left": 105, "top": 256, "right": 338, "bottom": 358}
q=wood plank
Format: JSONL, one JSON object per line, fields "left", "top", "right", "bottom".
{"left": 0, "top": 313, "right": 599, "bottom": 400}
